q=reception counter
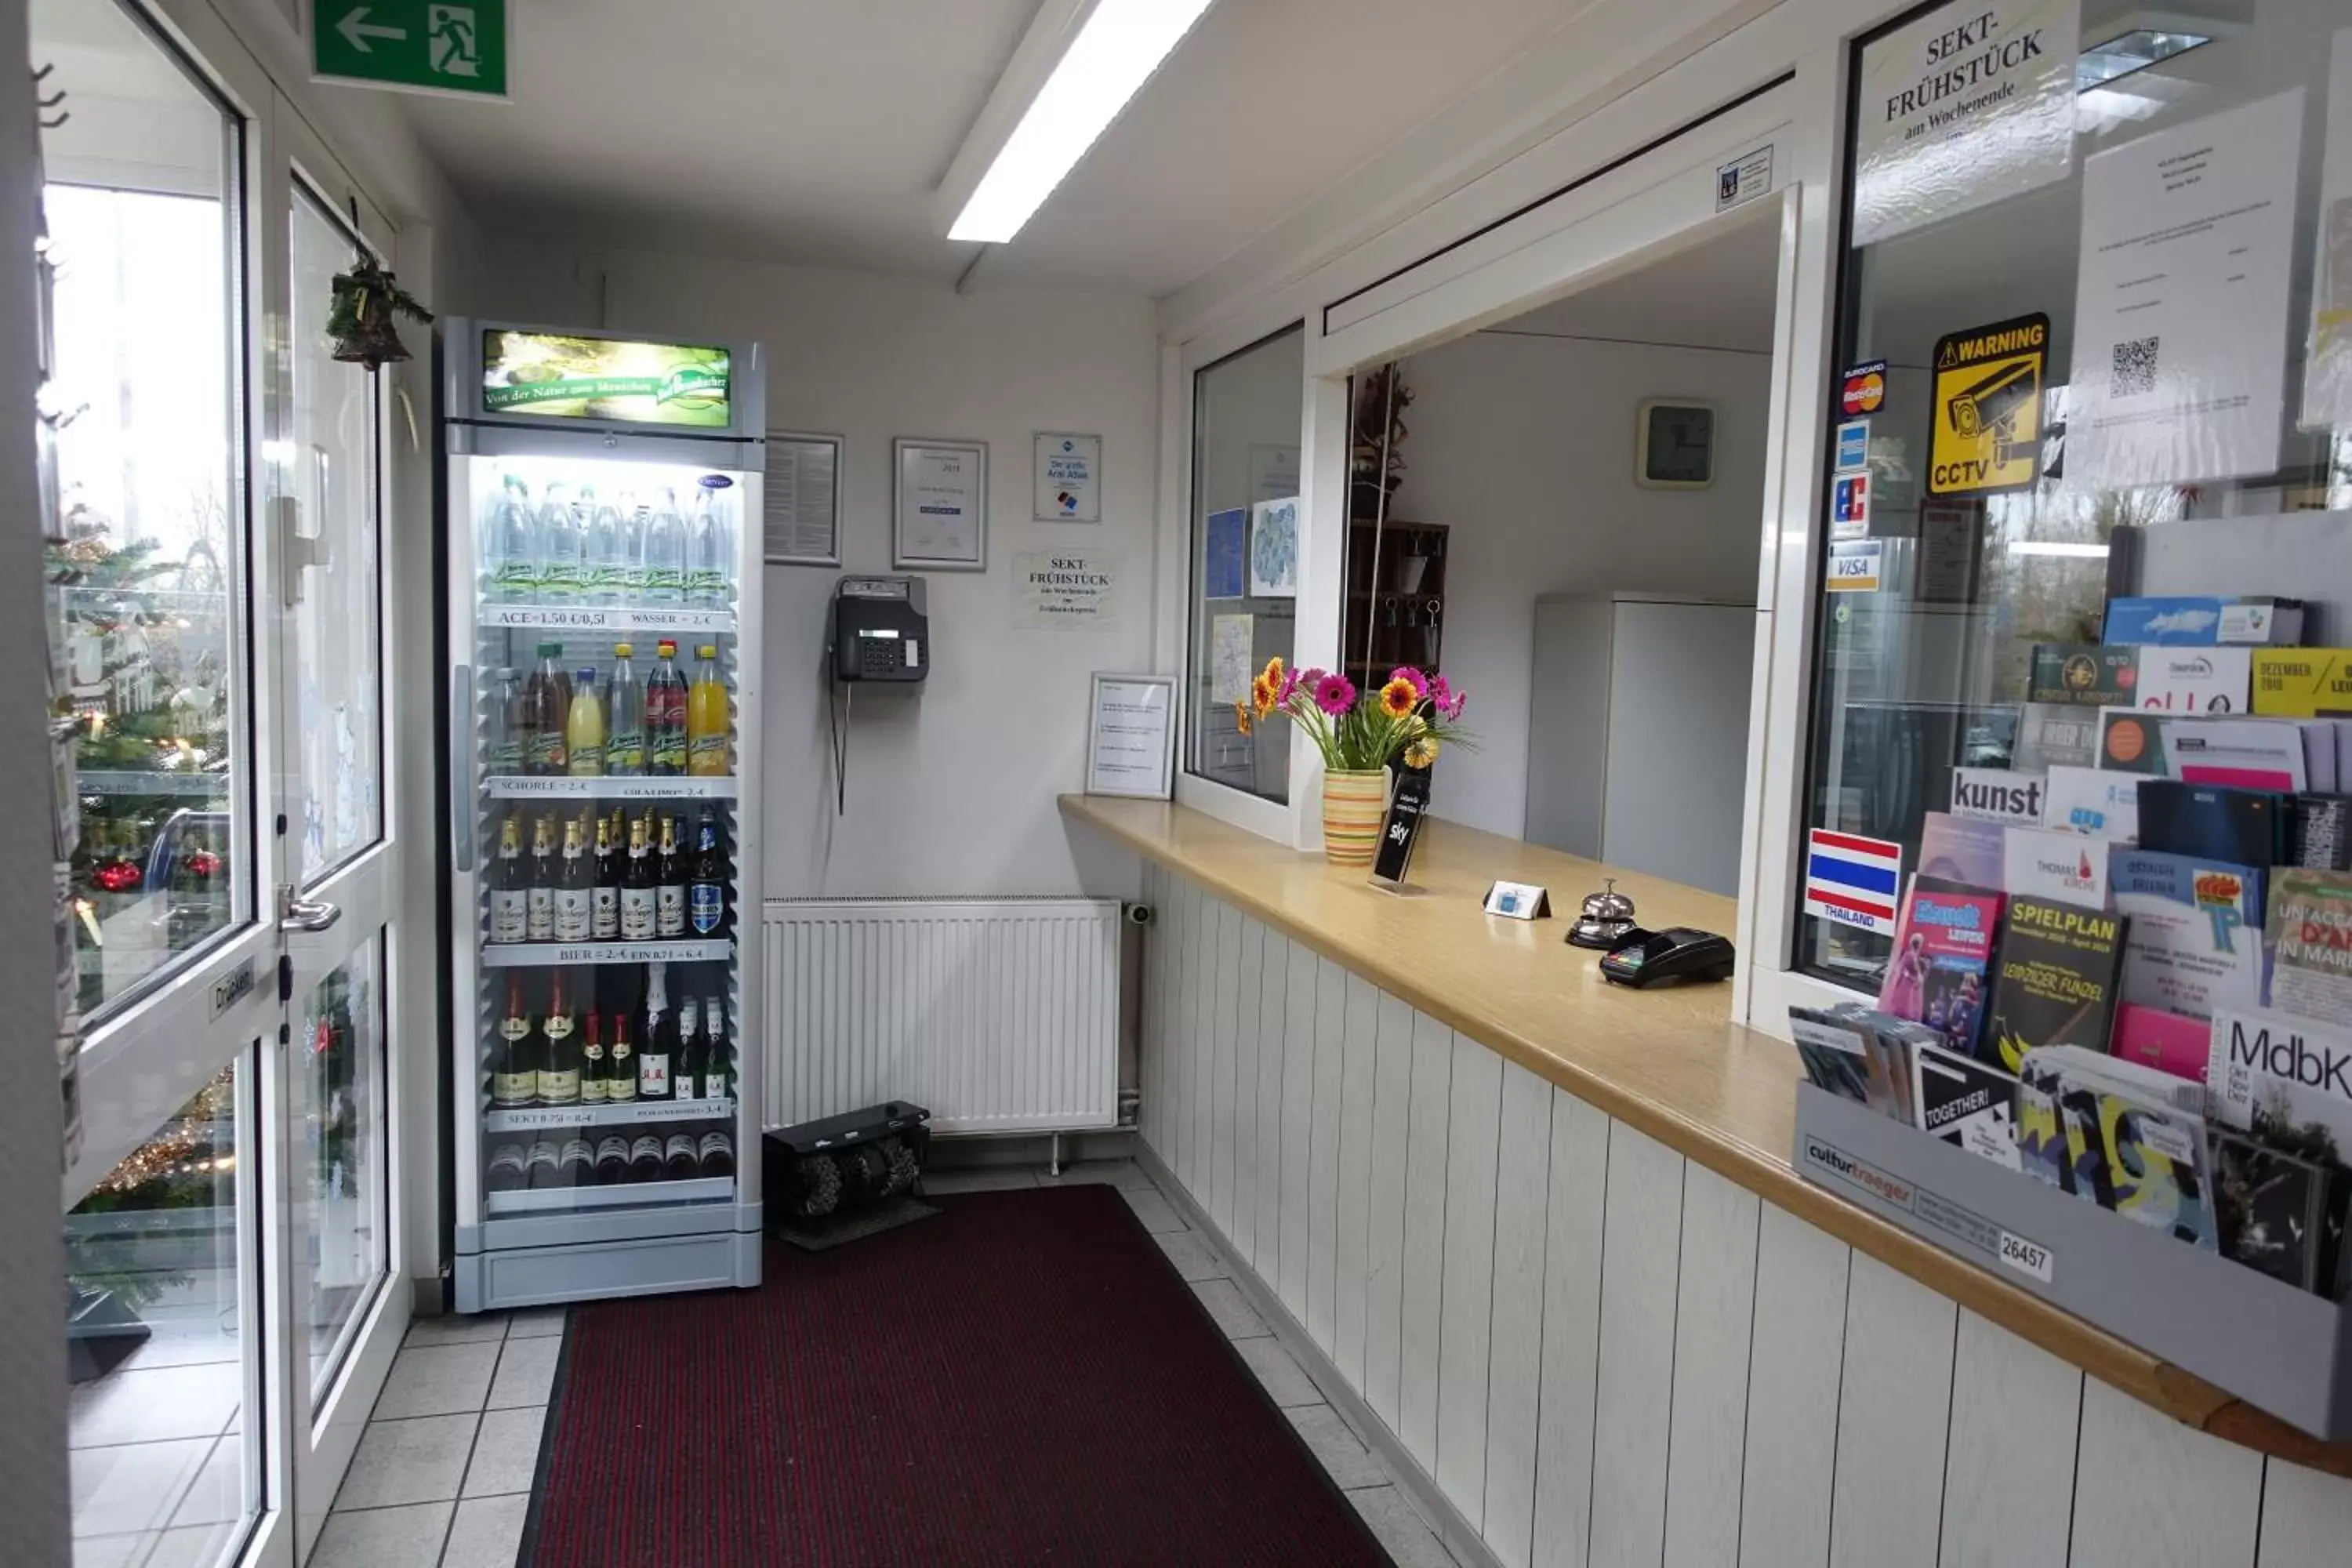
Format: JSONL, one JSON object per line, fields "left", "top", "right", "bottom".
{"left": 1062, "top": 793, "right": 2352, "bottom": 1568}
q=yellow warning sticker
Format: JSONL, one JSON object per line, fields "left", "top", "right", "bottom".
{"left": 1928, "top": 312, "right": 2047, "bottom": 495}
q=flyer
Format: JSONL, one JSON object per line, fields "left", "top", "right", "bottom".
{"left": 2111, "top": 849, "right": 2266, "bottom": 1020}
{"left": 2067, "top": 91, "right": 2304, "bottom": 488}
{"left": 1849, "top": 0, "right": 2081, "bottom": 246}
{"left": 2302, "top": 28, "right": 2352, "bottom": 429}
{"left": 2267, "top": 869, "right": 2352, "bottom": 1027}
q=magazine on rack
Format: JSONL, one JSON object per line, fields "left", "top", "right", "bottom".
{"left": 2266, "top": 869, "right": 2352, "bottom": 1027}
{"left": 1983, "top": 898, "right": 2128, "bottom": 1072}
{"left": 2022, "top": 1044, "right": 2218, "bottom": 1248}
{"left": 1876, "top": 877, "right": 2002, "bottom": 1058}
{"left": 2109, "top": 849, "right": 2267, "bottom": 1020}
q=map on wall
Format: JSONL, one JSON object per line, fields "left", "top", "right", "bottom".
{"left": 1248, "top": 498, "right": 1299, "bottom": 599}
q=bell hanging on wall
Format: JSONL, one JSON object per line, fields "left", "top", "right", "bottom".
{"left": 326, "top": 259, "right": 434, "bottom": 371}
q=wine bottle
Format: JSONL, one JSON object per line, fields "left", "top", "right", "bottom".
{"left": 688, "top": 808, "right": 727, "bottom": 937}
{"left": 489, "top": 815, "right": 527, "bottom": 943}
{"left": 629, "top": 1133, "right": 665, "bottom": 1181}
{"left": 593, "top": 1134, "right": 630, "bottom": 1185}
{"left": 607, "top": 1009, "right": 637, "bottom": 1103}
{"left": 579, "top": 1011, "right": 608, "bottom": 1105}
{"left": 664, "top": 1132, "right": 700, "bottom": 1179}
{"left": 491, "top": 975, "right": 536, "bottom": 1108}
{"left": 486, "top": 1141, "right": 528, "bottom": 1192}
{"left": 524, "top": 1138, "right": 562, "bottom": 1190}
{"left": 525, "top": 814, "right": 557, "bottom": 942}
{"left": 557, "top": 1137, "right": 595, "bottom": 1188}
{"left": 673, "top": 996, "right": 701, "bottom": 1104}
{"left": 619, "top": 814, "right": 657, "bottom": 940}
{"left": 538, "top": 971, "right": 581, "bottom": 1106}
{"left": 637, "top": 963, "right": 672, "bottom": 1101}
{"left": 590, "top": 814, "right": 619, "bottom": 940}
{"left": 655, "top": 815, "right": 685, "bottom": 938}
{"left": 701, "top": 995, "right": 730, "bottom": 1102}
{"left": 698, "top": 1130, "right": 735, "bottom": 1179}
{"left": 554, "top": 815, "right": 593, "bottom": 942}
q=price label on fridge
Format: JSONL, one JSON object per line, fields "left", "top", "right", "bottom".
{"left": 487, "top": 775, "right": 736, "bottom": 800}
{"left": 480, "top": 604, "right": 737, "bottom": 634}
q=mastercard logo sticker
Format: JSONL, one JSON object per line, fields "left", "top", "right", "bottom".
{"left": 1842, "top": 360, "right": 1887, "bottom": 416}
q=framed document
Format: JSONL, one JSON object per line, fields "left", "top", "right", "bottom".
{"left": 1085, "top": 673, "right": 1175, "bottom": 799}
{"left": 763, "top": 430, "right": 842, "bottom": 566}
{"left": 894, "top": 437, "right": 988, "bottom": 570}
{"left": 1034, "top": 432, "right": 1101, "bottom": 522}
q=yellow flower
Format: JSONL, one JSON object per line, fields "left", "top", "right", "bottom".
{"left": 1233, "top": 700, "right": 1252, "bottom": 736}
{"left": 1378, "top": 677, "right": 1418, "bottom": 719}
{"left": 1404, "top": 737, "right": 1439, "bottom": 769}
{"left": 1263, "top": 655, "right": 1286, "bottom": 688}
{"left": 1250, "top": 672, "right": 1276, "bottom": 717}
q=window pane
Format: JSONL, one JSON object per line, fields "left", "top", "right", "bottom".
{"left": 289, "top": 189, "right": 383, "bottom": 883}
{"left": 296, "top": 933, "right": 387, "bottom": 1406}
{"left": 65, "top": 1063, "right": 254, "bottom": 1568}
{"left": 38, "top": 0, "right": 245, "bottom": 1020}
{"left": 1188, "top": 326, "right": 1304, "bottom": 801}
{"left": 1797, "top": 0, "right": 2352, "bottom": 993}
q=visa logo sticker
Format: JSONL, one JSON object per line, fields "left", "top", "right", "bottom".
{"left": 1825, "top": 539, "right": 1881, "bottom": 590}
{"left": 1834, "top": 419, "right": 1870, "bottom": 474}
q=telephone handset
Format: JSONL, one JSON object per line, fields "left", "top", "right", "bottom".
{"left": 830, "top": 575, "right": 929, "bottom": 684}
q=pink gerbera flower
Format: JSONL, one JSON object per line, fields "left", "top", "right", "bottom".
{"left": 1388, "top": 666, "right": 1428, "bottom": 699}
{"left": 1276, "top": 666, "right": 1301, "bottom": 706}
{"left": 1312, "top": 672, "right": 1356, "bottom": 717}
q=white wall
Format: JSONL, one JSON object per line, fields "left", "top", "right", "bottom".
{"left": 1385, "top": 330, "right": 1769, "bottom": 838}
{"left": 474, "top": 241, "right": 1160, "bottom": 901}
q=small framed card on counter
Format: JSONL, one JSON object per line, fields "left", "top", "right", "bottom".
{"left": 1483, "top": 880, "right": 1552, "bottom": 919}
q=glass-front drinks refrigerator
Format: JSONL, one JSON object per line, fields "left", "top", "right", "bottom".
{"left": 441, "top": 320, "right": 765, "bottom": 1309}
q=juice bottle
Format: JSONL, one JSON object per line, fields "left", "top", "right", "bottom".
{"left": 647, "top": 639, "right": 688, "bottom": 777}
{"left": 521, "top": 642, "right": 568, "bottom": 775}
{"left": 687, "top": 644, "right": 728, "bottom": 776}
{"left": 566, "top": 668, "right": 605, "bottom": 776}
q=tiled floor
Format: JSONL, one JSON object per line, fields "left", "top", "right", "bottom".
{"left": 310, "top": 1307, "right": 564, "bottom": 1568}
{"left": 328, "top": 1159, "right": 1462, "bottom": 1568}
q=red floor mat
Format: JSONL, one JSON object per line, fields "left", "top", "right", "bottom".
{"left": 522, "top": 1184, "right": 1394, "bottom": 1567}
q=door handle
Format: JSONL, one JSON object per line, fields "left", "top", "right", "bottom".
{"left": 451, "top": 665, "right": 475, "bottom": 873}
{"left": 281, "top": 895, "right": 341, "bottom": 933}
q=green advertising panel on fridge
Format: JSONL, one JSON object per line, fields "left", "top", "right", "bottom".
{"left": 441, "top": 318, "right": 767, "bottom": 1310}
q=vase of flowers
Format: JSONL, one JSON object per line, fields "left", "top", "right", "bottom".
{"left": 1237, "top": 660, "right": 1471, "bottom": 866}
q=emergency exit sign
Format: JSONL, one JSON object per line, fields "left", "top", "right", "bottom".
{"left": 313, "top": 0, "right": 508, "bottom": 99}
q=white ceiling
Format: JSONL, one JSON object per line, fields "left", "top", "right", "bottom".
{"left": 1490, "top": 209, "right": 1782, "bottom": 356}
{"left": 395, "top": 0, "right": 1593, "bottom": 295}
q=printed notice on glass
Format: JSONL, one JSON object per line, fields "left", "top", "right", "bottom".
{"left": 2067, "top": 91, "right": 2303, "bottom": 488}
{"left": 1086, "top": 674, "right": 1174, "bottom": 799}
{"left": 1210, "top": 614, "right": 1254, "bottom": 703}
{"left": 1016, "top": 549, "right": 1120, "bottom": 629}
{"left": 2303, "top": 30, "right": 2352, "bottom": 429}
{"left": 894, "top": 438, "right": 987, "bottom": 570}
{"left": 1851, "top": 0, "right": 2079, "bottom": 246}
{"left": 764, "top": 433, "right": 840, "bottom": 565}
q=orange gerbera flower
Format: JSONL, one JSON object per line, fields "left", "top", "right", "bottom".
{"left": 1233, "top": 700, "right": 1251, "bottom": 735}
{"left": 1250, "top": 672, "right": 1276, "bottom": 717}
{"left": 1378, "top": 677, "right": 1418, "bottom": 719}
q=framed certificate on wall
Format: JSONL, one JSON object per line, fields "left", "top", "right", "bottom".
{"left": 894, "top": 437, "right": 988, "bottom": 570}
{"left": 1085, "top": 673, "right": 1175, "bottom": 799}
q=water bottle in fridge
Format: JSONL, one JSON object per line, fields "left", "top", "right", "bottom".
{"left": 538, "top": 482, "right": 584, "bottom": 604}
{"left": 482, "top": 474, "right": 536, "bottom": 601}
{"left": 688, "top": 484, "right": 731, "bottom": 606}
{"left": 582, "top": 487, "right": 626, "bottom": 604}
{"left": 614, "top": 491, "right": 646, "bottom": 601}
{"left": 643, "top": 488, "right": 689, "bottom": 605}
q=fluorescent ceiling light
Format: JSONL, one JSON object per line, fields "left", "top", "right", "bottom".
{"left": 2005, "top": 541, "right": 2111, "bottom": 557}
{"left": 949, "top": 0, "right": 1218, "bottom": 244}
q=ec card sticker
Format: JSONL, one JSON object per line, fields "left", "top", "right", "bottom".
{"left": 1830, "top": 474, "right": 1871, "bottom": 540}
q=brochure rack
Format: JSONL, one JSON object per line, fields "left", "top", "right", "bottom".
{"left": 1794, "top": 1082, "right": 2352, "bottom": 1439}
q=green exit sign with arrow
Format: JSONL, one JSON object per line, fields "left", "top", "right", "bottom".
{"left": 313, "top": 0, "right": 508, "bottom": 99}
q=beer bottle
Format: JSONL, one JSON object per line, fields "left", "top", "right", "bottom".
{"left": 489, "top": 815, "right": 527, "bottom": 943}
{"left": 607, "top": 1009, "right": 637, "bottom": 1102}
{"left": 590, "top": 814, "right": 619, "bottom": 939}
{"left": 554, "top": 816, "right": 593, "bottom": 942}
{"left": 525, "top": 815, "right": 556, "bottom": 942}
{"left": 538, "top": 970, "right": 582, "bottom": 1106}
{"left": 580, "top": 1011, "right": 608, "bottom": 1105}
{"left": 491, "top": 975, "right": 536, "bottom": 1108}
{"left": 655, "top": 815, "right": 685, "bottom": 938}
{"left": 619, "top": 815, "right": 657, "bottom": 940}
{"left": 688, "top": 808, "right": 727, "bottom": 937}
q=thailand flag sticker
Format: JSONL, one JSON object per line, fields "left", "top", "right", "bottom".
{"left": 1804, "top": 828, "right": 1904, "bottom": 933}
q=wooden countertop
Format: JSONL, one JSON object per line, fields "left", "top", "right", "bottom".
{"left": 1061, "top": 793, "right": 2352, "bottom": 1476}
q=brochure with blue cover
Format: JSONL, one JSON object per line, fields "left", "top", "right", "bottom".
{"left": 2109, "top": 848, "right": 2267, "bottom": 1020}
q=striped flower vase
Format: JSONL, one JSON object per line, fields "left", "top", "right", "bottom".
{"left": 1320, "top": 768, "right": 1390, "bottom": 866}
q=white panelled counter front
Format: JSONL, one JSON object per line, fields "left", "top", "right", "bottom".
{"left": 1062, "top": 795, "right": 2352, "bottom": 1568}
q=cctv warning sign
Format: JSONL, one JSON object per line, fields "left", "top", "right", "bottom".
{"left": 1929, "top": 312, "right": 2046, "bottom": 495}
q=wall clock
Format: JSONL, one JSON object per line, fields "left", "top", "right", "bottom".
{"left": 1635, "top": 399, "right": 1715, "bottom": 489}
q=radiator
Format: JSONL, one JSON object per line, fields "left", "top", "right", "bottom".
{"left": 763, "top": 897, "right": 1122, "bottom": 1135}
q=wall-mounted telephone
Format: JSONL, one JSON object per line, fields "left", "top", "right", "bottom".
{"left": 830, "top": 575, "right": 929, "bottom": 684}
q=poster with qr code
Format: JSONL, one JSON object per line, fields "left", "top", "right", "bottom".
{"left": 2301, "top": 29, "right": 2352, "bottom": 429}
{"left": 2067, "top": 91, "right": 2303, "bottom": 488}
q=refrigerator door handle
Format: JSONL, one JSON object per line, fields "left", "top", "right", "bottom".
{"left": 452, "top": 662, "right": 475, "bottom": 874}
